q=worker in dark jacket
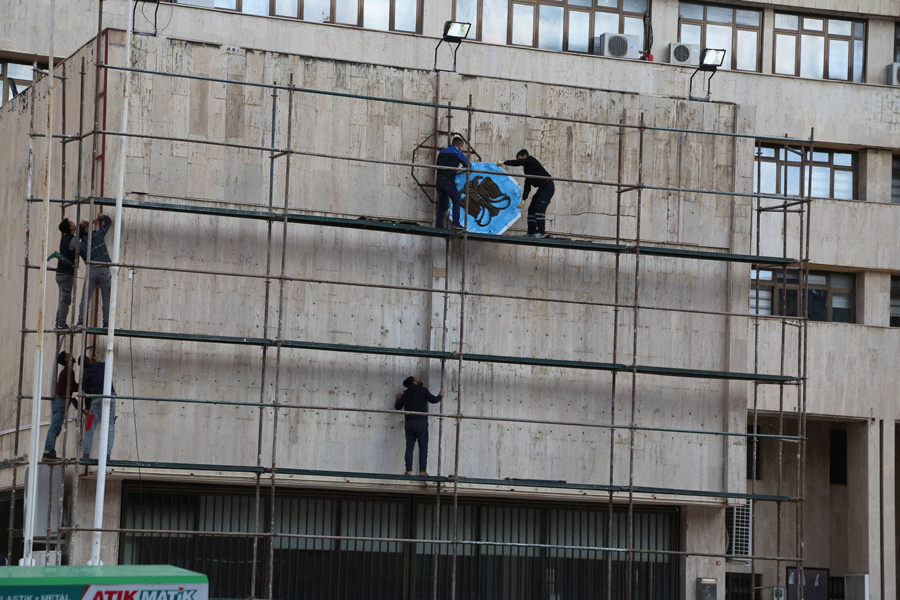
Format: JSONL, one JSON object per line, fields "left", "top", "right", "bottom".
{"left": 434, "top": 137, "right": 470, "bottom": 229}
{"left": 42, "top": 351, "right": 78, "bottom": 461}
{"left": 394, "top": 376, "right": 444, "bottom": 475}
{"left": 74, "top": 213, "right": 113, "bottom": 328}
{"left": 53, "top": 218, "right": 79, "bottom": 329}
{"left": 81, "top": 354, "right": 117, "bottom": 460}
{"left": 502, "top": 149, "right": 554, "bottom": 237}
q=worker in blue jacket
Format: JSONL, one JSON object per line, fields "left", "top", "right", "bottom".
{"left": 434, "top": 137, "right": 470, "bottom": 229}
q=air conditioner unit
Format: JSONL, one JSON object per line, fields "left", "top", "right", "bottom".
{"left": 592, "top": 33, "right": 641, "bottom": 60}
{"left": 667, "top": 43, "right": 701, "bottom": 66}
{"left": 885, "top": 63, "right": 900, "bottom": 86}
{"left": 725, "top": 501, "right": 752, "bottom": 562}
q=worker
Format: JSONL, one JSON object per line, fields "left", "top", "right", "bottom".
{"left": 394, "top": 376, "right": 444, "bottom": 476}
{"left": 500, "top": 149, "right": 554, "bottom": 238}
{"left": 75, "top": 213, "right": 113, "bottom": 328}
{"left": 81, "top": 354, "right": 117, "bottom": 461}
{"left": 42, "top": 351, "right": 77, "bottom": 462}
{"left": 434, "top": 136, "right": 470, "bottom": 229}
{"left": 53, "top": 218, "right": 78, "bottom": 330}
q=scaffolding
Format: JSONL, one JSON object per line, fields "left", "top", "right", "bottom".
{"left": 4, "top": 16, "right": 813, "bottom": 600}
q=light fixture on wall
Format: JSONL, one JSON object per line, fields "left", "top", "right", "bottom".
{"left": 689, "top": 48, "right": 726, "bottom": 101}
{"left": 434, "top": 21, "right": 471, "bottom": 73}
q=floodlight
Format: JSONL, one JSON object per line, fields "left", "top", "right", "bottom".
{"left": 443, "top": 21, "right": 471, "bottom": 43}
{"left": 689, "top": 48, "right": 727, "bottom": 101}
{"left": 435, "top": 21, "right": 471, "bottom": 72}
{"left": 699, "top": 48, "right": 726, "bottom": 72}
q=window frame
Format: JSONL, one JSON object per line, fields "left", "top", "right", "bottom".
{"left": 1, "top": 60, "right": 37, "bottom": 107}
{"left": 890, "top": 275, "right": 900, "bottom": 327}
{"left": 455, "top": 0, "right": 648, "bottom": 54}
{"left": 677, "top": 2, "right": 762, "bottom": 72}
{"left": 172, "top": 0, "right": 424, "bottom": 34}
{"left": 772, "top": 11, "right": 866, "bottom": 82}
{"left": 891, "top": 155, "right": 900, "bottom": 205}
{"left": 754, "top": 143, "right": 857, "bottom": 201}
{"left": 751, "top": 268, "right": 856, "bottom": 324}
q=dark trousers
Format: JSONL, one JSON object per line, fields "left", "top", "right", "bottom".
{"left": 404, "top": 419, "right": 429, "bottom": 472}
{"left": 527, "top": 180, "right": 555, "bottom": 234}
{"left": 435, "top": 178, "right": 462, "bottom": 228}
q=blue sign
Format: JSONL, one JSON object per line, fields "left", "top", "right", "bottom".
{"left": 453, "top": 163, "right": 522, "bottom": 235}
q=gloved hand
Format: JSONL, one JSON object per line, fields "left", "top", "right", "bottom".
{"left": 495, "top": 161, "right": 503, "bottom": 167}
{"left": 47, "top": 251, "right": 63, "bottom": 262}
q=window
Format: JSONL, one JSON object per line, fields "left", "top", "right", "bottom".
{"left": 829, "top": 429, "right": 847, "bottom": 485}
{"left": 773, "top": 12, "right": 865, "bottom": 82}
{"left": 173, "top": 0, "right": 422, "bottom": 33}
{"left": 754, "top": 144, "right": 856, "bottom": 200}
{"left": 895, "top": 22, "right": 900, "bottom": 62}
{"left": 892, "top": 155, "right": 900, "bottom": 204}
{"left": 678, "top": 3, "right": 761, "bottom": 72}
{"left": 455, "top": 0, "right": 647, "bottom": 53}
{"left": 1, "top": 61, "right": 35, "bottom": 108}
{"left": 751, "top": 269, "right": 855, "bottom": 323}
{"left": 891, "top": 276, "right": 900, "bottom": 327}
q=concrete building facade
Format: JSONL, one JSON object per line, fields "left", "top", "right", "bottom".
{"left": 0, "top": 0, "right": 897, "bottom": 599}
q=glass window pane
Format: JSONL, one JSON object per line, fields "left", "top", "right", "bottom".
{"left": 800, "top": 34, "right": 825, "bottom": 79}
{"left": 538, "top": 5, "right": 564, "bottom": 51}
{"left": 594, "top": 12, "right": 618, "bottom": 38}
{"left": 756, "top": 162, "right": 776, "bottom": 194}
{"left": 854, "top": 22, "right": 865, "bottom": 38}
{"left": 242, "top": 0, "right": 268, "bottom": 14}
{"left": 623, "top": 0, "right": 647, "bottom": 13}
{"left": 597, "top": 0, "right": 618, "bottom": 8}
{"left": 750, "top": 288, "right": 773, "bottom": 315}
{"left": 809, "top": 166, "right": 829, "bottom": 198}
{"left": 807, "top": 273, "right": 827, "bottom": 286}
{"left": 831, "top": 293, "right": 851, "bottom": 322}
{"left": 833, "top": 153, "right": 852, "bottom": 167}
{"left": 811, "top": 151, "right": 828, "bottom": 163}
{"left": 892, "top": 156, "right": 900, "bottom": 204}
{"left": 363, "top": 0, "right": 390, "bottom": 30}
{"left": 735, "top": 9, "right": 760, "bottom": 27}
{"left": 775, "top": 34, "right": 796, "bottom": 75}
{"left": 274, "top": 0, "right": 297, "bottom": 16}
{"left": 803, "top": 18, "right": 823, "bottom": 32}
{"left": 757, "top": 146, "right": 775, "bottom": 158}
{"left": 512, "top": 4, "right": 535, "bottom": 46}
{"left": 394, "top": 0, "right": 417, "bottom": 31}
{"left": 568, "top": 11, "right": 591, "bottom": 53}
{"left": 736, "top": 29, "right": 758, "bottom": 71}
{"left": 852, "top": 40, "right": 864, "bottom": 82}
{"left": 775, "top": 13, "right": 798, "bottom": 30}
{"left": 456, "top": 0, "right": 478, "bottom": 34}
{"left": 680, "top": 3, "right": 703, "bottom": 20}
{"left": 706, "top": 25, "right": 732, "bottom": 68}
{"left": 807, "top": 289, "right": 827, "bottom": 321}
{"left": 623, "top": 16, "right": 643, "bottom": 49}
{"left": 303, "top": 0, "right": 330, "bottom": 21}
{"left": 785, "top": 165, "right": 800, "bottom": 196}
{"left": 335, "top": 0, "right": 357, "bottom": 25}
{"left": 828, "top": 39, "right": 849, "bottom": 80}
{"left": 214, "top": 0, "right": 236, "bottom": 9}
{"left": 6, "top": 64, "right": 32, "bottom": 80}
{"left": 828, "top": 20, "right": 852, "bottom": 36}
{"left": 783, "top": 289, "right": 799, "bottom": 317}
{"left": 483, "top": 0, "right": 508, "bottom": 44}
{"left": 681, "top": 24, "right": 701, "bottom": 46}
{"left": 707, "top": 6, "right": 732, "bottom": 24}
{"left": 831, "top": 274, "right": 854, "bottom": 289}
{"left": 568, "top": 0, "right": 591, "bottom": 6}
{"left": 833, "top": 170, "right": 853, "bottom": 200}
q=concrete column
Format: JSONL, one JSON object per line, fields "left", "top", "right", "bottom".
{"left": 760, "top": 9, "right": 775, "bottom": 75}
{"left": 856, "top": 272, "right": 891, "bottom": 328}
{"left": 682, "top": 505, "right": 727, "bottom": 600}
{"left": 847, "top": 420, "right": 880, "bottom": 597}
{"left": 858, "top": 148, "right": 892, "bottom": 205}
{"left": 651, "top": 0, "right": 679, "bottom": 61}
{"left": 882, "top": 421, "right": 897, "bottom": 600}
{"left": 865, "top": 19, "right": 895, "bottom": 86}
{"left": 71, "top": 478, "right": 122, "bottom": 566}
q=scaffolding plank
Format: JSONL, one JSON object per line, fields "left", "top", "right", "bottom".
{"left": 84, "top": 459, "right": 794, "bottom": 502}
{"left": 89, "top": 328, "right": 799, "bottom": 383}
{"left": 70, "top": 196, "right": 796, "bottom": 265}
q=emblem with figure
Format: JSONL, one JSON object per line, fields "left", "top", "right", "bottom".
{"left": 453, "top": 163, "right": 522, "bottom": 235}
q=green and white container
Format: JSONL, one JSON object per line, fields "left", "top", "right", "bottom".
{"left": 0, "top": 565, "right": 208, "bottom": 600}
